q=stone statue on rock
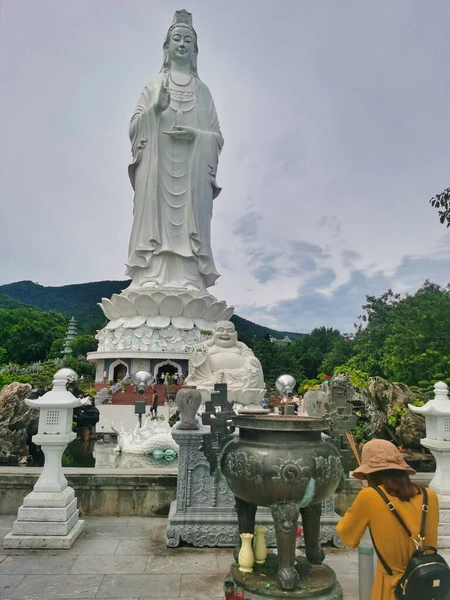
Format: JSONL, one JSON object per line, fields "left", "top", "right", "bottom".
{"left": 185, "top": 321, "right": 265, "bottom": 408}
{"left": 125, "top": 9, "right": 223, "bottom": 293}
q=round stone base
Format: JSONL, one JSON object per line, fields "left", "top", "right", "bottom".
{"left": 225, "top": 554, "right": 343, "bottom": 599}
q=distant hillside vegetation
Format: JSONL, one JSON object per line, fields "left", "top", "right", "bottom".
{"left": 0, "top": 280, "right": 302, "bottom": 340}
{"left": 0, "top": 294, "right": 24, "bottom": 309}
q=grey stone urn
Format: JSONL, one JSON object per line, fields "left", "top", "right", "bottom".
{"left": 175, "top": 386, "right": 202, "bottom": 430}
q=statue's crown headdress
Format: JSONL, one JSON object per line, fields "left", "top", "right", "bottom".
{"left": 172, "top": 9, "right": 193, "bottom": 28}
{"left": 162, "top": 9, "right": 198, "bottom": 75}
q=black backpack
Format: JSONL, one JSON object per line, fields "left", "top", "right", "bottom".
{"left": 370, "top": 486, "right": 450, "bottom": 599}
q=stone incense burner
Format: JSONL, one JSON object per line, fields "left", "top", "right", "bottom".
{"left": 221, "top": 413, "right": 343, "bottom": 598}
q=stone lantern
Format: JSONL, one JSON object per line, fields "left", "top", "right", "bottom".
{"left": 409, "top": 381, "right": 450, "bottom": 494}
{"left": 409, "top": 381, "right": 450, "bottom": 548}
{"left": 3, "top": 368, "right": 87, "bottom": 549}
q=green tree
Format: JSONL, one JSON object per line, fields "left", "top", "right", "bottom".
{"left": 291, "top": 327, "right": 342, "bottom": 379}
{"left": 64, "top": 356, "right": 95, "bottom": 379}
{"left": 380, "top": 282, "right": 450, "bottom": 385}
{"left": 252, "top": 340, "right": 304, "bottom": 393}
{"left": 320, "top": 335, "right": 355, "bottom": 374}
{"left": 0, "top": 307, "right": 67, "bottom": 364}
{"left": 69, "top": 334, "right": 97, "bottom": 357}
{"left": 49, "top": 338, "right": 65, "bottom": 359}
{"left": 430, "top": 186, "right": 450, "bottom": 227}
{"left": 350, "top": 281, "right": 450, "bottom": 387}
{"left": 349, "top": 289, "right": 401, "bottom": 377}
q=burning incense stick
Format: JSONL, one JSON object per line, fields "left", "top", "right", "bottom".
{"left": 346, "top": 431, "right": 361, "bottom": 465}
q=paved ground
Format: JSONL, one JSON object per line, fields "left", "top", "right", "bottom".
{"left": 0, "top": 515, "right": 362, "bottom": 599}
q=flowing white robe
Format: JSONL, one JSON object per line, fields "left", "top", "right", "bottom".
{"left": 126, "top": 72, "right": 223, "bottom": 291}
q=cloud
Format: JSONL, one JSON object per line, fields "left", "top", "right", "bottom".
{"left": 2, "top": 1, "right": 450, "bottom": 337}
{"left": 252, "top": 264, "right": 279, "bottom": 284}
{"left": 240, "top": 269, "right": 391, "bottom": 333}
{"left": 233, "top": 211, "right": 262, "bottom": 242}
{"left": 237, "top": 243, "right": 450, "bottom": 333}
{"left": 341, "top": 249, "right": 362, "bottom": 268}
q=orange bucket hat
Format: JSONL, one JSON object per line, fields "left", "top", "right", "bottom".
{"left": 352, "top": 439, "right": 415, "bottom": 480}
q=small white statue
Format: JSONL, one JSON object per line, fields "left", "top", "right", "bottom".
{"left": 112, "top": 418, "right": 179, "bottom": 456}
{"left": 303, "top": 389, "right": 330, "bottom": 417}
{"left": 185, "top": 321, "right": 265, "bottom": 408}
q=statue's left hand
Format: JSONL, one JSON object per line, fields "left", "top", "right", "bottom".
{"left": 162, "top": 124, "right": 199, "bottom": 141}
{"left": 249, "top": 357, "right": 260, "bottom": 368}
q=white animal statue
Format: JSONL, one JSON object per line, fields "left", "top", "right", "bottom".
{"left": 111, "top": 417, "right": 179, "bottom": 455}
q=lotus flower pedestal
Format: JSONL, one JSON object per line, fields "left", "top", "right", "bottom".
{"left": 87, "top": 287, "right": 234, "bottom": 388}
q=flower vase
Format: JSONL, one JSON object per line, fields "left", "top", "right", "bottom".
{"left": 238, "top": 533, "right": 254, "bottom": 573}
{"left": 253, "top": 525, "right": 267, "bottom": 564}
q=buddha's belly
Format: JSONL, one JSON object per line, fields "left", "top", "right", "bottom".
{"left": 209, "top": 353, "right": 246, "bottom": 371}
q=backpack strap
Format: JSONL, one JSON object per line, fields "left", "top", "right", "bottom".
{"left": 373, "top": 486, "right": 428, "bottom": 550}
{"left": 419, "top": 486, "right": 428, "bottom": 541}
{"left": 369, "top": 528, "right": 394, "bottom": 576}
{"left": 368, "top": 486, "right": 428, "bottom": 577}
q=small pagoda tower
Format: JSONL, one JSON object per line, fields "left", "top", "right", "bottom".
{"left": 62, "top": 317, "right": 77, "bottom": 358}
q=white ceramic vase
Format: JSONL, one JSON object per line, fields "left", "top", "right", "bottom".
{"left": 238, "top": 533, "right": 254, "bottom": 573}
{"left": 253, "top": 525, "right": 268, "bottom": 564}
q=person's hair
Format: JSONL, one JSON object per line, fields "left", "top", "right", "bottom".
{"left": 367, "top": 469, "right": 419, "bottom": 501}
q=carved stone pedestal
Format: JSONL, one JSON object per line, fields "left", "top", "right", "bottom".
{"left": 165, "top": 425, "right": 342, "bottom": 548}
{"left": 166, "top": 425, "right": 274, "bottom": 547}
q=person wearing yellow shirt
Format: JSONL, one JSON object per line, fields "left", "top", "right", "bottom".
{"left": 336, "top": 439, "right": 439, "bottom": 600}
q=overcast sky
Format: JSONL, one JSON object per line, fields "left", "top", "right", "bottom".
{"left": 1, "top": 1, "right": 449, "bottom": 334}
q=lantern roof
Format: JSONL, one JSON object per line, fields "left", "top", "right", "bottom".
{"left": 409, "top": 381, "right": 450, "bottom": 416}
{"left": 25, "top": 368, "right": 85, "bottom": 409}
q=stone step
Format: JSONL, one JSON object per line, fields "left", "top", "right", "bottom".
{"left": 3, "top": 519, "right": 84, "bottom": 549}
{"left": 18, "top": 498, "right": 77, "bottom": 522}
{"left": 439, "top": 522, "right": 450, "bottom": 536}
{"left": 23, "top": 487, "right": 75, "bottom": 508}
{"left": 12, "top": 510, "right": 80, "bottom": 536}
{"left": 438, "top": 535, "right": 450, "bottom": 549}
{"left": 438, "top": 495, "right": 450, "bottom": 509}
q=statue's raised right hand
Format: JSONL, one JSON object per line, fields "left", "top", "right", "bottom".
{"left": 155, "top": 77, "right": 170, "bottom": 114}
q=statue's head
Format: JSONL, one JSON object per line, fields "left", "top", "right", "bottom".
{"left": 213, "top": 321, "right": 238, "bottom": 348}
{"left": 161, "top": 10, "right": 198, "bottom": 76}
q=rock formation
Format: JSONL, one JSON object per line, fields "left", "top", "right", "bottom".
{"left": 365, "top": 376, "right": 427, "bottom": 449}
{"left": 0, "top": 382, "right": 37, "bottom": 465}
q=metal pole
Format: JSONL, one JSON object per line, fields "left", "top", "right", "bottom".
{"left": 358, "top": 532, "right": 374, "bottom": 600}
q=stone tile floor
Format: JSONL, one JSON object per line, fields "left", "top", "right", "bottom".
{"left": 0, "top": 515, "right": 363, "bottom": 599}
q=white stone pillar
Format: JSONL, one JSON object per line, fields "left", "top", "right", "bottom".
{"left": 3, "top": 368, "right": 87, "bottom": 549}
{"left": 409, "top": 381, "right": 450, "bottom": 548}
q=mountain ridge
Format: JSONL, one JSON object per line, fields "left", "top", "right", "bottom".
{"left": 0, "top": 280, "right": 303, "bottom": 340}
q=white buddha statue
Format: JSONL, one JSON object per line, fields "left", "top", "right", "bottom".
{"left": 186, "top": 321, "right": 266, "bottom": 408}
{"left": 125, "top": 10, "right": 223, "bottom": 293}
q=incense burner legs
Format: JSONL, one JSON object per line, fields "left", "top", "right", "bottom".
{"left": 271, "top": 502, "right": 300, "bottom": 590}
{"left": 233, "top": 498, "right": 325, "bottom": 591}
{"left": 233, "top": 496, "right": 257, "bottom": 561}
{"left": 300, "top": 503, "right": 325, "bottom": 564}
